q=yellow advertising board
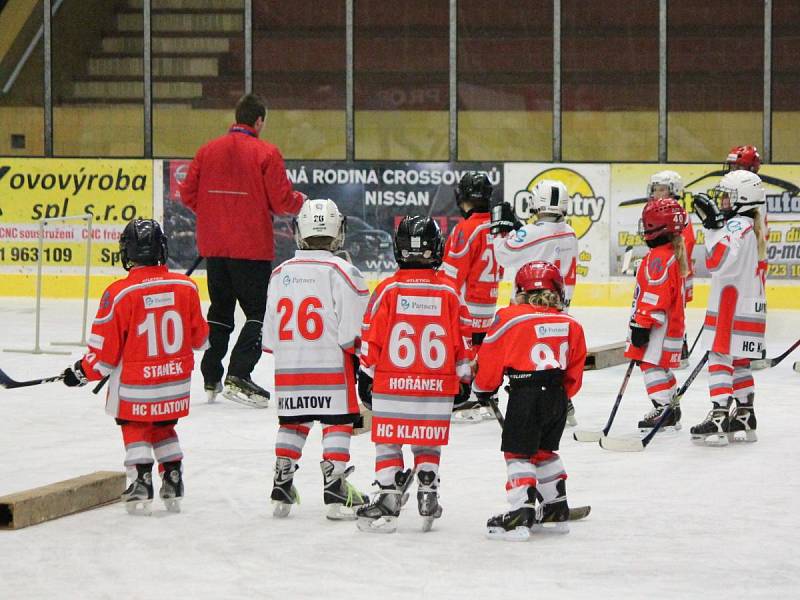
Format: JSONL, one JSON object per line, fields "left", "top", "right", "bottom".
{"left": 0, "top": 158, "right": 153, "bottom": 274}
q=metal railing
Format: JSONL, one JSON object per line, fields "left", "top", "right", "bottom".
{"left": 6, "top": 0, "right": 777, "bottom": 161}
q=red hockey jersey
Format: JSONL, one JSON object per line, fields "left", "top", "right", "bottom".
{"left": 624, "top": 243, "right": 686, "bottom": 368}
{"left": 360, "top": 269, "right": 472, "bottom": 446}
{"left": 440, "top": 212, "right": 501, "bottom": 334}
{"left": 81, "top": 265, "right": 209, "bottom": 422}
{"left": 474, "top": 304, "right": 586, "bottom": 400}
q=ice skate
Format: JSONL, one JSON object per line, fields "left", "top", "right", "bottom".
{"left": 690, "top": 401, "right": 730, "bottom": 446}
{"left": 566, "top": 399, "right": 578, "bottom": 427}
{"left": 416, "top": 470, "right": 443, "bottom": 532}
{"left": 270, "top": 457, "right": 299, "bottom": 518}
{"left": 222, "top": 375, "right": 270, "bottom": 409}
{"left": 534, "top": 481, "right": 570, "bottom": 534}
{"left": 205, "top": 381, "right": 222, "bottom": 404}
{"left": 122, "top": 464, "right": 154, "bottom": 516}
{"left": 728, "top": 400, "right": 757, "bottom": 443}
{"left": 356, "top": 469, "right": 413, "bottom": 534}
{"left": 638, "top": 400, "right": 681, "bottom": 433}
{"left": 159, "top": 461, "right": 183, "bottom": 513}
{"left": 321, "top": 460, "right": 368, "bottom": 521}
{"left": 486, "top": 505, "right": 536, "bottom": 541}
{"left": 452, "top": 401, "right": 483, "bottom": 424}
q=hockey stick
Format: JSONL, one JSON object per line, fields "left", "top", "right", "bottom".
{"left": 750, "top": 338, "right": 800, "bottom": 370}
{"left": 573, "top": 359, "right": 636, "bottom": 443}
{"left": 686, "top": 326, "right": 703, "bottom": 360}
{"left": 599, "top": 351, "right": 710, "bottom": 452}
{"left": 487, "top": 396, "right": 504, "bottom": 427}
{"left": 0, "top": 368, "right": 64, "bottom": 389}
{"left": 92, "top": 256, "right": 205, "bottom": 395}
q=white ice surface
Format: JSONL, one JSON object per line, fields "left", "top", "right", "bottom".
{"left": 1, "top": 300, "right": 799, "bottom": 599}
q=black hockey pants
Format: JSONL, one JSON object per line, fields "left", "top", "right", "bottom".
{"left": 201, "top": 257, "right": 272, "bottom": 385}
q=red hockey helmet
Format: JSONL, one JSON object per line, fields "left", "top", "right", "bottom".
{"left": 514, "top": 261, "right": 565, "bottom": 302}
{"left": 640, "top": 198, "right": 687, "bottom": 241}
{"left": 724, "top": 145, "right": 761, "bottom": 173}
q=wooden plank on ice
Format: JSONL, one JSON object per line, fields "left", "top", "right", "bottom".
{"left": 584, "top": 341, "right": 627, "bottom": 370}
{"left": 0, "top": 471, "right": 125, "bottom": 530}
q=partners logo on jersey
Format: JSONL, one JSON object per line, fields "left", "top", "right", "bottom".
{"left": 726, "top": 220, "right": 743, "bottom": 233}
{"left": 535, "top": 323, "right": 569, "bottom": 338}
{"left": 642, "top": 292, "right": 660, "bottom": 305}
{"left": 397, "top": 295, "right": 442, "bottom": 316}
{"left": 282, "top": 274, "right": 292, "bottom": 286}
{"left": 143, "top": 292, "right": 174, "bottom": 309}
{"left": 514, "top": 168, "right": 605, "bottom": 240}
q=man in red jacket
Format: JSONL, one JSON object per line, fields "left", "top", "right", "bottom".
{"left": 180, "top": 93, "right": 305, "bottom": 408}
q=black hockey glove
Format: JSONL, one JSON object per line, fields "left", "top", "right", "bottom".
{"left": 452, "top": 382, "right": 472, "bottom": 411}
{"left": 63, "top": 360, "right": 89, "bottom": 387}
{"left": 490, "top": 198, "right": 521, "bottom": 236}
{"left": 357, "top": 369, "right": 373, "bottom": 410}
{"left": 629, "top": 324, "right": 651, "bottom": 349}
{"left": 693, "top": 193, "right": 724, "bottom": 230}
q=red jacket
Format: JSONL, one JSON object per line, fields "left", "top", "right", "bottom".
{"left": 179, "top": 124, "right": 304, "bottom": 261}
{"left": 81, "top": 265, "right": 209, "bottom": 422}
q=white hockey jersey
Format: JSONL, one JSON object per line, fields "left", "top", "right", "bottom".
{"left": 494, "top": 220, "right": 578, "bottom": 307}
{"left": 263, "top": 250, "right": 370, "bottom": 417}
{"left": 702, "top": 215, "right": 767, "bottom": 358}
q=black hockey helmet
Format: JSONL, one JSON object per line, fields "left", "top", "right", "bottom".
{"left": 455, "top": 171, "right": 493, "bottom": 215}
{"left": 120, "top": 218, "right": 168, "bottom": 271}
{"left": 394, "top": 215, "right": 444, "bottom": 268}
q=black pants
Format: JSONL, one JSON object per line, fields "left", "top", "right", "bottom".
{"left": 201, "top": 257, "right": 272, "bottom": 384}
{"left": 501, "top": 376, "right": 567, "bottom": 456}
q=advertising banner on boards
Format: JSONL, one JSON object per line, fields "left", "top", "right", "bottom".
{"left": 610, "top": 164, "right": 800, "bottom": 280}
{"left": 0, "top": 158, "right": 153, "bottom": 273}
{"left": 163, "top": 160, "right": 503, "bottom": 276}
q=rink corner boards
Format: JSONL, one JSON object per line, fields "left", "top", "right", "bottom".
{"left": 0, "top": 471, "right": 126, "bottom": 530}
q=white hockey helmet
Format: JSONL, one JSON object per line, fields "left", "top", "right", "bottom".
{"left": 647, "top": 170, "right": 684, "bottom": 199}
{"left": 530, "top": 179, "right": 569, "bottom": 216}
{"left": 293, "top": 198, "right": 345, "bottom": 251}
{"left": 712, "top": 170, "right": 766, "bottom": 216}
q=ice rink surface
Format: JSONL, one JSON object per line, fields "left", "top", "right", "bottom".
{"left": 1, "top": 299, "right": 798, "bottom": 599}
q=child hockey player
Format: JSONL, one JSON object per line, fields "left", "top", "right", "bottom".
{"left": 356, "top": 216, "right": 472, "bottom": 533}
{"left": 647, "top": 171, "right": 695, "bottom": 306}
{"left": 62, "top": 218, "right": 209, "bottom": 515}
{"left": 492, "top": 178, "right": 579, "bottom": 425}
{"left": 690, "top": 171, "right": 767, "bottom": 446}
{"left": 441, "top": 172, "right": 501, "bottom": 420}
{"left": 624, "top": 198, "right": 689, "bottom": 431}
{"left": 492, "top": 179, "right": 578, "bottom": 308}
{"left": 441, "top": 171, "right": 501, "bottom": 346}
{"left": 262, "top": 199, "right": 369, "bottom": 519}
{"left": 474, "top": 261, "right": 586, "bottom": 541}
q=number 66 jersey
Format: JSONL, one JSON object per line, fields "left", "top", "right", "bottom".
{"left": 360, "top": 269, "right": 473, "bottom": 446}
